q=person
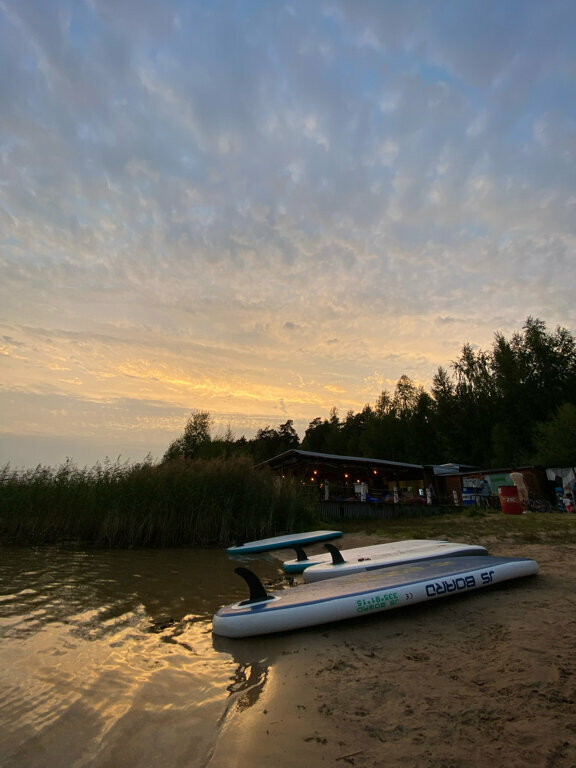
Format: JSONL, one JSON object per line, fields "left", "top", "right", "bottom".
{"left": 480, "top": 478, "right": 492, "bottom": 507}
{"left": 563, "top": 492, "right": 573, "bottom": 514}
{"left": 555, "top": 482, "right": 565, "bottom": 510}
{"left": 509, "top": 469, "right": 529, "bottom": 510}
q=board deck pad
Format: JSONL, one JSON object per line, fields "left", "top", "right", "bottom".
{"left": 212, "top": 555, "right": 539, "bottom": 638}
{"left": 302, "top": 541, "right": 489, "bottom": 582}
{"left": 226, "top": 530, "right": 343, "bottom": 556}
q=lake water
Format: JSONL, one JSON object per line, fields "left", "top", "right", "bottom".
{"left": 0, "top": 546, "right": 289, "bottom": 767}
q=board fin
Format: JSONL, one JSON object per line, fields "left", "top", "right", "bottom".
{"left": 292, "top": 544, "right": 309, "bottom": 562}
{"left": 324, "top": 542, "right": 346, "bottom": 565}
{"left": 235, "top": 567, "right": 274, "bottom": 605}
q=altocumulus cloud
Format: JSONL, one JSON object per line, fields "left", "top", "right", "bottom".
{"left": 0, "top": 0, "right": 575, "bottom": 467}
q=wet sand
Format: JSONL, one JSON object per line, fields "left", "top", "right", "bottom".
{"left": 209, "top": 537, "right": 576, "bottom": 768}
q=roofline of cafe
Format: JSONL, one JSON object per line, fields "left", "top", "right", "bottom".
{"left": 257, "top": 449, "right": 438, "bottom": 488}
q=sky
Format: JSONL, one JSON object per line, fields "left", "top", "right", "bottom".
{"left": 1, "top": 0, "right": 576, "bottom": 469}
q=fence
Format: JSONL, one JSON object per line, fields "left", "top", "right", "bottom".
{"left": 318, "top": 500, "right": 460, "bottom": 520}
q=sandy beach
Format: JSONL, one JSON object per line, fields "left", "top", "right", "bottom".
{"left": 209, "top": 535, "right": 576, "bottom": 768}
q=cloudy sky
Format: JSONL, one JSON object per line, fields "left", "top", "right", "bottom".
{"left": 1, "top": 0, "right": 575, "bottom": 469}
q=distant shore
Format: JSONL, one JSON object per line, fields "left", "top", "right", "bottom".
{"left": 209, "top": 530, "right": 576, "bottom": 768}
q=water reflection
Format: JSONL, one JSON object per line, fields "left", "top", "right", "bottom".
{"left": 212, "top": 621, "right": 299, "bottom": 715}
{"left": 0, "top": 546, "right": 287, "bottom": 768}
{"left": 227, "top": 662, "right": 270, "bottom": 712}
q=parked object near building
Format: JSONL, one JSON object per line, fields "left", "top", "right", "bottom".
{"left": 499, "top": 486, "right": 523, "bottom": 515}
{"left": 510, "top": 470, "right": 529, "bottom": 509}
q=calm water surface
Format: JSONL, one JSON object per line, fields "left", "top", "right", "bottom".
{"left": 0, "top": 546, "right": 287, "bottom": 767}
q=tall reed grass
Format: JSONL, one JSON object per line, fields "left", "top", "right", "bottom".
{"left": 0, "top": 456, "right": 317, "bottom": 547}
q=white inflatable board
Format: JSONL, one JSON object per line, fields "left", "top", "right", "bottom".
{"left": 283, "top": 539, "right": 456, "bottom": 574}
{"left": 212, "top": 555, "right": 538, "bottom": 638}
{"left": 302, "top": 541, "right": 489, "bottom": 582}
{"left": 226, "top": 530, "right": 342, "bottom": 556}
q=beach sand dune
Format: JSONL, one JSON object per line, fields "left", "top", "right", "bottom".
{"left": 209, "top": 539, "right": 576, "bottom": 768}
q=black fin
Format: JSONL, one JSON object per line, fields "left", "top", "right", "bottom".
{"left": 234, "top": 567, "right": 274, "bottom": 605}
{"left": 324, "top": 542, "right": 345, "bottom": 565}
{"left": 292, "top": 544, "right": 309, "bottom": 562}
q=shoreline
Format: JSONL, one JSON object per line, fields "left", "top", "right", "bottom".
{"left": 208, "top": 536, "right": 576, "bottom": 768}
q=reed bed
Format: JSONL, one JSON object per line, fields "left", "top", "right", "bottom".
{"left": 0, "top": 456, "right": 317, "bottom": 547}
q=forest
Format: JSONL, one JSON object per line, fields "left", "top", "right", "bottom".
{"left": 165, "top": 317, "right": 576, "bottom": 469}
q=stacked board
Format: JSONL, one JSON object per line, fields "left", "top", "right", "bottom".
{"left": 226, "top": 530, "right": 342, "bottom": 556}
{"left": 212, "top": 556, "right": 539, "bottom": 638}
{"left": 281, "top": 539, "right": 485, "bottom": 575}
{"left": 301, "top": 541, "right": 489, "bottom": 582}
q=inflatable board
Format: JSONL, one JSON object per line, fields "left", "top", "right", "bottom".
{"left": 226, "top": 530, "right": 342, "bottom": 556}
{"left": 212, "top": 556, "right": 538, "bottom": 638}
{"left": 302, "top": 541, "right": 488, "bottom": 582}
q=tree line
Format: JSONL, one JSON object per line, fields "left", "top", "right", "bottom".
{"left": 164, "top": 317, "right": 576, "bottom": 469}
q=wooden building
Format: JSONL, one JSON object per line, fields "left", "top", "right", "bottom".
{"left": 259, "top": 450, "right": 555, "bottom": 518}
{"left": 258, "top": 449, "right": 432, "bottom": 503}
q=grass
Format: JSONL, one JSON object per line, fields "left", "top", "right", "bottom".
{"left": 336, "top": 507, "right": 576, "bottom": 546}
{"left": 0, "top": 456, "right": 318, "bottom": 547}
